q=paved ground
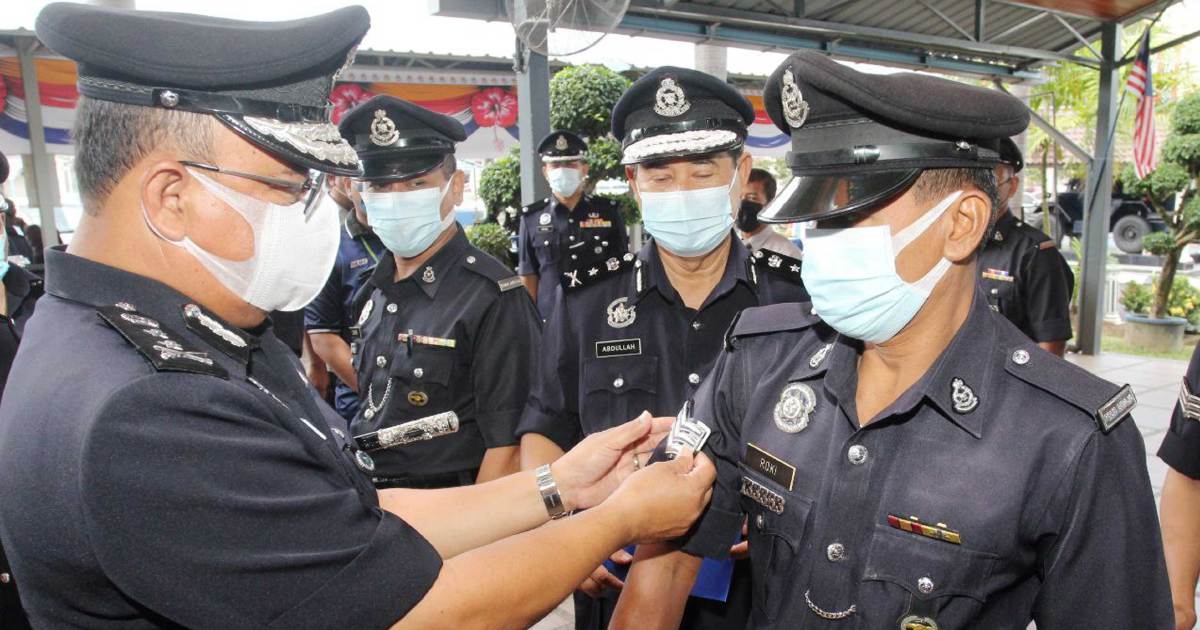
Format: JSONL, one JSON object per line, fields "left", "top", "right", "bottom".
{"left": 530, "top": 351, "right": 1192, "bottom": 630}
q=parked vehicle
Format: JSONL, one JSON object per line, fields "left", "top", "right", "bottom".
{"left": 1021, "top": 187, "right": 1168, "bottom": 254}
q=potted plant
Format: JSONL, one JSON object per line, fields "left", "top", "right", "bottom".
{"left": 1119, "top": 91, "right": 1200, "bottom": 352}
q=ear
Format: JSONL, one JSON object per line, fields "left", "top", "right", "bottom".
{"left": 625, "top": 165, "right": 639, "bottom": 199}
{"left": 943, "top": 189, "right": 991, "bottom": 263}
{"left": 140, "top": 160, "right": 190, "bottom": 241}
{"left": 450, "top": 170, "right": 466, "bottom": 207}
{"left": 734, "top": 153, "right": 753, "bottom": 195}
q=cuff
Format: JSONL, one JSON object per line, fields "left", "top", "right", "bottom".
{"left": 515, "top": 405, "right": 579, "bottom": 452}
{"left": 677, "top": 504, "right": 743, "bottom": 560}
{"left": 476, "top": 407, "right": 522, "bottom": 448}
{"left": 1159, "top": 422, "right": 1200, "bottom": 480}
{"left": 1026, "top": 317, "right": 1073, "bottom": 343}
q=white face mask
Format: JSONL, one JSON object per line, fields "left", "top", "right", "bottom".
{"left": 547, "top": 167, "right": 583, "bottom": 197}
{"left": 639, "top": 181, "right": 736, "bottom": 257}
{"left": 145, "top": 170, "right": 340, "bottom": 312}
{"left": 361, "top": 184, "right": 455, "bottom": 258}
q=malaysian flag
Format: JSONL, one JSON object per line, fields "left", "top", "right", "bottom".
{"left": 1126, "top": 30, "right": 1156, "bottom": 179}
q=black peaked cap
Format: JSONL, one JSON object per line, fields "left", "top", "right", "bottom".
{"left": 338, "top": 95, "right": 466, "bottom": 181}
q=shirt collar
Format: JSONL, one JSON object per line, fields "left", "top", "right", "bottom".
{"left": 369, "top": 224, "right": 468, "bottom": 299}
{"left": 632, "top": 233, "right": 749, "bottom": 306}
{"left": 991, "top": 211, "right": 1017, "bottom": 243}
{"left": 343, "top": 207, "right": 371, "bottom": 240}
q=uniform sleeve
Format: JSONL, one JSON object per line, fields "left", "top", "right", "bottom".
{"left": 677, "top": 342, "right": 747, "bottom": 560}
{"left": 612, "top": 204, "right": 629, "bottom": 253}
{"left": 516, "top": 286, "right": 582, "bottom": 451}
{"left": 517, "top": 215, "right": 539, "bottom": 276}
{"left": 303, "top": 264, "right": 345, "bottom": 334}
{"left": 471, "top": 288, "right": 542, "bottom": 448}
{"left": 1159, "top": 341, "right": 1200, "bottom": 478}
{"left": 81, "top": 374, "right": 442, "bottom": 629}
{"left": 1019, "top": 244, "right": 1074, "bottom": 342}
{"left": 1031, "top": 423, "right": 1173, "bottom": 628}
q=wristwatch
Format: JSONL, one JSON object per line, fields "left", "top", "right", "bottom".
{"left": 536, "top": 464, "right": 568, "bottom": 519}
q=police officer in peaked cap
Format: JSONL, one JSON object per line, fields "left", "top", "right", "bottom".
{"left": 615, "top": 50, "right": 1170, "bottom": 629}
{"left": 0, "top": 5, "right": 715, "bottom": 628}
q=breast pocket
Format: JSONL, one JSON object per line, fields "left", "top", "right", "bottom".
{"left": 861, "top": 524, "right": 997, "bottom": 624}
{"left": 579, "top": 355, "right": 657, "bottom": 435}
{"left": 386, "top": 347, "right": 457, "bottom": 419}
{"left": 981, "top": 276, "right": 1017, "bottom": 315}
{"left": 532, "top": 233, "right": 560, "bottom": 266}
{"left": 741, "top": 486, "right": 813, "bottom": 624}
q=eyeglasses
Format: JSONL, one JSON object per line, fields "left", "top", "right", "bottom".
{"left": 180, "top": 160, "right": 326, "bottom": 211}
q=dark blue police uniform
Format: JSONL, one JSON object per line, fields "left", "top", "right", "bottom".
{"left": 1159, "top": 341, "right": 1200, "bottom": 478}
{"left": 305, "top": 207, "right": 385, "bottom": 419}
{"left": 977, "top": 212, "right": 1075, "bottom": 344}
{"left": 518, "top": 194, "right": 628, "bottom": 320}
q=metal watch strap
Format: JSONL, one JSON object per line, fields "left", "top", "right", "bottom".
{"left": 536, "top": 464, "right": 568, "bottom": 520}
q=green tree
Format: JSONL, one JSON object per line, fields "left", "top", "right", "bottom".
{"left": 1122, "top": 91, "right": 1200, "bottom": 319}
{"left": 550, "top": 64, "right": 630, "bottom": 185}
{"left": 477, "top": 146, "right": 521, "bottom": 222}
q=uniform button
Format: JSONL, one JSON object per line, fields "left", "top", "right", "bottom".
{"left": 755, "top": 514, "right": 765, "bottom": 530}
{"left": 594, "top": 235, "right": 601, "bottom": 240}
{"left": 413, "top": 367, "right": 424, "bottom": 378}
{"left": 847, "top": 444, "right": 868, "bottom": 465}
{"left": 568, "top": 218, "right": 575, "bottom": 223}
{"left": 386, "top": 303, "right": 398, "bottom": 314}
{"left": 826, "top": 543, "right": 845, "bottom": 562}
{"left": 466, "top": 255, "right": 476, "bottom": 264}
{"left": 688, "top": 373, "right": 700, "bottom": 385}
{"left": 376, "top": 355, "right": 387, "bottom": 368}
{"left": 692, "top": 320, "right": 702, "bottom": 330}
{"left": 0, "top": 573, "right": 9, "bottom": 584}
{"left": 571, "top": 254, "right": 578, "bottom": 260}
{"left": 917, "top": 576, "right": 935, "bottom": 594}
{"left": 613, "top": 377, "right": 625, "bottom": 389}
{"left": 990, "top": 287, "right": 999, "bottom": 295}
{"left": 569, "top": 235, "right": 576, "bottom": 241}
{"left": 543, "top": 240, "right": 550, "bottom": 246}
{"left": 1012, "top": 349, "right": 1030, "bottom": 365}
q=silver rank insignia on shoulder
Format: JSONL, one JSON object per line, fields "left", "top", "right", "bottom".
{"left": 606, "top": 257, "right": 620, "bottom": 271}
{"left": 809, "top": 343, "right": 833, "bottom": 369}
{"left": 422, "top": 266, "right": 436, "bottom": 284}
{"left": 950, "top": 378, "right": 978, "bottom": 414}
{"left": 564, "top": 269, "right": 582, "bottom": 288}
{"left": 781, "top": 69, "right": 810, "bottom": 129}
{"left": 653, "top": 77, "right": 690, "bottom": 117}
{"left": 768, "top": 254, "right": 783, "bottom": 268}
{"left": 774, "top": 382, "right": 816, "bottom": 433}
{"left": 555, "top": 135, "right": 569, "bottom": 150}
{"left": 1179, "top": 378, "right": 1200, "bottom": 421}
{"left": 369, "top": 109, "right": 399, "bottom": 146}
{"left": 539, "top": 212, "right": 552, "bottom": 226}
{"left": 607, "top": 297, "right": 636, "bottom": 328}
{"left": 184, "top": 304, "right": 247, "bottom": 348}
{"left": 358, "top": 299, "right": 374, "bottom": 326}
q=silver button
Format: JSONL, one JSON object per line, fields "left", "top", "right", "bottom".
{"left": 355, "top": 450, "right": 376, "bottom": 473}
{"left": 826, "top": 543, "right": 845, "bottom": 562}
{"left": 917, "top": 576, "right": 935, "bottom": 594}
{"left": 692, "top": 321, "right": 702, "bottom": 330}
{"left": 1012, "top": 349, "right": 1030, "bottom": 365}
{"left": 543, "top": 240, "right": 550, "bottom": 246}
{"left": 569, "top": 235, "right": 576, "bottom": 241}
{"left": 376, "top": 355, "right": 387, "bottom": 368}
{"left": 990, "top": 287, "right": 999, "bottom": 295}
{"left": 613, "top": 377, "right": 625, "bottom": 388}
{"left": 594, "top": 235, "right": 601, "bottom": 240}
{"left": 413, "top": 367, "right": 424, "bottom": 378}
{"left": 847, "top": 444, "right": 868, "bottom": 465}
{"left": 159, "top": 90, "right": 180, "bottom": 107}
{"left": 0, "top": 572, "right": 9, "bottom": 584}
{"left": 571, "top": 254, "right": 578, "bottom": 260}
{"left": 466, "top": 255, "right": 476, "bottom": 264}
{"left": 688, "top": 373, "right": 700, "bottom": 385}
{"left": 386, "top": 303, "right": 398, "bottom": 314}
{"left": 755, "top": 514, "right": 765, "bottom": 530}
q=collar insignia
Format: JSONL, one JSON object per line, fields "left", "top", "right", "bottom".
{"left": 950, "top": 377, "right": 979, "bottom": 414}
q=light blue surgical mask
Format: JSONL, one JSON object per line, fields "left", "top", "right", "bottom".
{"left": 0, "top": 229, "right": 8, "bottom": 280}
{"left": 362, "top": 184, "right": 455, "bottom": 258}
{"left": 547, "top": 167, "right": 583, "bottom": 197}
{"left": 639, "top": 182, "right": 735, "bottom": 257}
{"left": 801, "top": 190, "right": 963, "bottom": 344}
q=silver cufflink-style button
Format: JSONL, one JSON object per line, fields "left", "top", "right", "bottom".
{"left": 413, "top": 368, "right": 424, "bottom": 378}
{"left": 917, "top": 576, "right": 935, "bottom": 594}
{"left": 847, "top": 444, "right": 868, "bottom": 466}
{"left": 386, "top": 303, "right": 398, "bottom": 314}
{"left": 1012, "top": 349, "right": 1030, "bottom": 365}
{"left": 466, "top": 255, "right": 476, "bottom": 264}
{"left": 376, "top": 355, "right": 387, "bottom": 368}
{"left": 688, "top": 373, "right": 700, "bottom": 385}
{"left": 0, "top": 572, "right": 10, "bottom": 584}
{"left": 613, "top": 377, "right": 625, "bottom": 389}
{"left": 826, "top": 542, "right": 845, "bottom": 562}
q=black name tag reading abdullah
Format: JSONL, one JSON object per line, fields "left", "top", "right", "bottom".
{"left": 744, "top": 442, "right": 795, "bottom": 491}
{"left": 596, "top": 338, "right": 642, "bottom": 358}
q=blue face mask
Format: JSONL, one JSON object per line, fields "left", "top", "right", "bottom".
{"left": 0, "top": 229, "right": 8, "bottom": 280}
{"left": 547, "top": 167, "right": 583, "bottom": 197}
{"left": 639, "top": 182, "right": 735, "bottom": 257}
{"left": 801, "top": 191, "right": 962, "bottom": 344}
{"left": 361, "top": 184, "right": 455, "bottom": 258}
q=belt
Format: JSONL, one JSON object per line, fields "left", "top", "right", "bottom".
{"left": 372, "top": 468, "right": 478, "bottom": 489}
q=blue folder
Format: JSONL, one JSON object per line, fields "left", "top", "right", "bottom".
{"left": 604, "top": 542, "right": 735, "bottom": 602}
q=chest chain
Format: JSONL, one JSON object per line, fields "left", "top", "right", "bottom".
{"left": 363, "top": 378, "right": 394, "bottom": 420}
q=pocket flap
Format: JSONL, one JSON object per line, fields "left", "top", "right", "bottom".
{"left": 862, "top": 523, "right": 996, "bottom": 602}
{"left": 582, "top": 355, "right": 658, "bottom": 395}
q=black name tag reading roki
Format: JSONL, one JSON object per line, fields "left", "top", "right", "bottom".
{"left": 596, "top": 338, "right": 642, "bottom": 358}
{"left": 743, "top": 442, "right": 796, "bottom": 491}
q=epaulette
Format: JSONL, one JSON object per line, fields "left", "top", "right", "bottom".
{"left": 562, "top": 251, "right": 636, "bottom": 293}
{"left": 748, "top": 248, "right": 804, "bottom": 285}
{"left": 462, "top": 249, "right": 524, "bottom": 292}
{"left": 520, "top": 198, "right": 550, "bottom": 216}
{"left": 1003, "top": 343, "right": 1135, "bottom": 433}
{"left": 724, "top": 302, "right": 818, "bottom": 351}
{"left": 96, "top": 303, "right": 228, "bottom": 378}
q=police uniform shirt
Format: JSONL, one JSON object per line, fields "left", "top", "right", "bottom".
{"left": 0, "top": 248, "right": 440, "bottom": 628}
{"left": 1159, "top": 340, "right": 1200, "bottom": 478}
{"left": 977, "top": 212, "right": 1074, "bottom": 343}
{"left": 518, "top": 236, "right": 807, "bottom": 450}
{"left": 352, "top": 225, "right": 540, "bottom": 483}
{"left": 677, "top": 292, "right": 1170, "bottom": 628}
{"left": 517, "top": 194, "right": 628, "bottom": 320}
{"left": 305, "top": 207, "right": 386, "bottom": 419}
{"left": 0, "top": 265, "right": 41, "bottom": 395}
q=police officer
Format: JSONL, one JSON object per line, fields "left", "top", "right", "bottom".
{"left": 977, "top": 138, "right": 1074, "bottom": 356}
{"left": 518, "top": 130, "right": 629, "bottom": 320}
{"left": 305, "top": 174, "right": 386, "bottom": 420}
{"left": 340, "top": 94, "right": 540, "bottom": 488}
{"left": 518, "top": 67, "right": 808, "bottom": 630}
{"left": 1159, "top": 343, "right": 1200, "bottom": 629}
{"left": 615, "top": 51, "right": 1170, "bottom": 629}
{"left": 738, "top": 167, "right": 803, "bottom": 258}
{"left": 0, "top": 5, "right": 716, "bottom": 628}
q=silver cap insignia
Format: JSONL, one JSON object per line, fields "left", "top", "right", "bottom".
{"left": 653, "top": 77, "right": 691, "bottom": 118}
{"left": 370, "top": 109, "right": 399, "bottom": 147}
{"left": 781, "top": 70, "right": 810, "bottom": 129}
{"left": 555, "top": 135, "right": 569, "bottom": 150}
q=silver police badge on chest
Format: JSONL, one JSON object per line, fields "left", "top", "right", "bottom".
{"left": 539, "top": 212, "right": 552, "bottom": 226}
{"left": 606, "top": 297, "right": 636, "bottom": 329}
{"left": 774, "top": 382, "right": 816, "bottom": 433}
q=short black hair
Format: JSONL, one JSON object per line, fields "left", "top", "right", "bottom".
{"left": 748, "top": 168, "right": 777, "bottom": 202}
{"left": 72, "top": 96, "right": 213, "bottom": 214}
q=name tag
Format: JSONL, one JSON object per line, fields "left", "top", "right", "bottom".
{"left": 349, "top": 257, "right": 370, "bottom": 269}
{"left": 537, "top": 225, "right": 555, "bottom": 233}
{"left": 743, "top": 442, "right": 795, "bottom": 491}
{"left": 596, "top": 338, "right": 642, "bottom": 358}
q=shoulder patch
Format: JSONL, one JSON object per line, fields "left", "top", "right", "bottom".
{"left": 96, "top": 304, "right": 228, "bottom": 378}
{"left": 521, "top": 198, "right": 550, "bottom": 215}
{"left": 750, "top": 248, "right": 804, "bottom": 284}
{"left": 562, "top": 252, "right": 636, "bottom": 293}
{"left": 462, "top": 249, "right": 522, "bottom": 291}
{"left": 1003, "top": 343, "right": 1134, "bottom": 433}
{"left": 725, "top": 302, "right": 818, "bottom": 350}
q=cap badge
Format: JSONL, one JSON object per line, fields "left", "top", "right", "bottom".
{"left": 370, "top": 109, "right": 399, "bottom": 147}
{"left": 607, "top": 297, "right": 637, "bottom": 329}
{"left": 555, "top": 135, "right": 569, "bottom": 150}
{"left": 950, "top": 378, "right": 979, "bottom": 414}
{"left": 653, "top": 77, "right": 691, "bottom": 118}
{"left": 774, "top": 382, "right": 816, "bottom": 433}
{"left": 781, "top": 70, "right": 810, "bottom": 129}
